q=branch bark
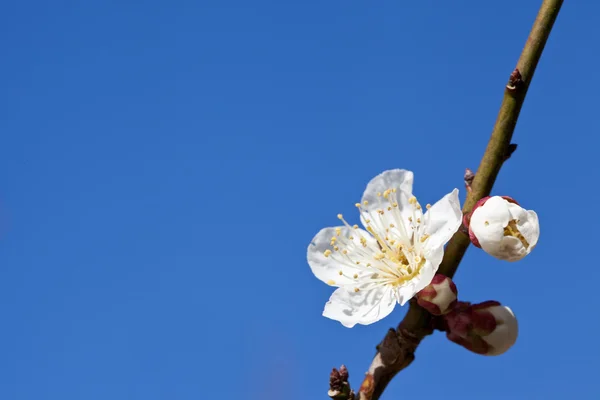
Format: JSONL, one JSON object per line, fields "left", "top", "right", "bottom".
{"left": 345, "top": 1, "right": 564, "bottom": 399}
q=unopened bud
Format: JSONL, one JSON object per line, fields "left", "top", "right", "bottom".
{"left": 416, "top": 274, "right": 458, "bottom": 315}
{"left": 328, "top": 365, "right": 351, "bottom": 399}
{"left": 445, "top": 301, "right": 518, "bottom": 356}
{"left": 466, "top": 196, "right": 539, "bottom": 262}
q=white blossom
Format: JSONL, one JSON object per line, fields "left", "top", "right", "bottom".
{"left": 307, "top": 169, "right": 462, "bottom": 327}
{"left": 469, "top": 196, "right": 539, "bottom": 262}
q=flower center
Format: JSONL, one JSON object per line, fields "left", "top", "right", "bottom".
{"left": 326, "top": 187, "right": 432, "bottom": 290}
{"left": 503, "top": 220, "right": 529, "bottom": 248}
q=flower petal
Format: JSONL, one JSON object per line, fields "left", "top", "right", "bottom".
{"left": 361, "top": 169, "right": 414, "bottom": 206}
{"left": 422, "top": 188, "right": 462, "bottom": 251}
{"left": 322, "top": 286, "right": 396, "bottom": 327}
{"left": 360, "top": 170, "right": 415, "bottom": 235}
{"left": 307, "top": 226, "right": 378, "bottom": 287}
{"left": 469, "top": 196, "right": 510, "bottom": 255}
{"left": 508, "top": 204, "right": 540, "bottom": 250}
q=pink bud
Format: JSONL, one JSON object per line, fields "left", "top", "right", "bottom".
{"left": 416, "top": 274, "right": 458, "bottom": 315}
{"left": 445, "top": 301, "right": 518, "bottom": 356}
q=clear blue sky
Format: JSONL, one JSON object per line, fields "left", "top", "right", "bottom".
{"left": 1, "top": 1, "right": 598, "bottom": 399}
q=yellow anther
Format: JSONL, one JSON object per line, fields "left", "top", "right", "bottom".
{"left": 377, "top": 209, "right": 384, "bottom": 215}
{"left": 389, "top": 223, "right": 395, "bottom": 228}
{"left": 349, "top": 236, "right": 354, "bottom": 240}
{"left": 387, "top": 206, "right": 392, "bottom": 211}
{"left": 417, "top": 218, "right": 421, "bottom": 223}
{"left": 330, "top": 237, "right": 337, "bottom": 242}
{"left": 327, "top": 280, "right": 336, "bottom": 285}
{"left": 420, "top": 234, "right": 430, "bottom": 243}
{"left": 426, "top": 204, "right": 432, "bottom": 209}
{"left": 363, "top": 200, "right": 369, "bottom": 206}
{"left": 355, "top": 203, "right": 361, "bottom": 208}
{"left": 484, "top": 221, "right": 490, "bottom": 226}
{"left": 392, "top": 202, "right": 398, "bottom": 207}
{"left": 366, "top": 263, "right": 371, "bottom": 267}
{"left": 323, "top": 249, "right": 332, "bottom": 257}
{"left": 392, "top": 188, "right": 397, "bottom": 193}
{"left": 335, "top": 227, "right": 341, "bottom": 236}
{"left": 390, "top": 239, "right": 396, "bottom": 245}
{"left": 354, "top": 287, "right": 360, "bottom": 292}
{"left": 365, "top": 219, "right": 371, "bottom": 223}
{"left": 409, "top": 196, "right": 417, "bottom": 205}
{"left": 377, "top": 192, "right": 382, "bottom": 197}
{"left": 416, "top": 204, "right": 422, "bottom": 210}
{"left": 353, "top": 224, "right": 359, "bottom": 229}
{"left": 338, "top": 270, "right": 343, "bottom": 275}
{"left": 408, "top": 217, "right": 413, "bottom": 222}
{"left": 355, "top": 261, "right": 360, "bottom": 265}
{"left": 353, "top": 274, "right": 358, "bottom": 279}
{"left": 414, "top": 256, "right": 421, "bottom": 263}
{"left": 375, "top": 253, "right": 385, "bottom": 260}
{"left": 342, "top": 249, "right": 348, "bottom": 254}
{"left": 360, "top": 237, "right": 367, "bottom": 247}
{"left": 337, "top": 214, "right": 343, "bottom": 220}
{"left": 383, "top": 189, "right": 391, "bottom": 199}
{"left": 334, "top": 246, "right": 339, "bottom": 251}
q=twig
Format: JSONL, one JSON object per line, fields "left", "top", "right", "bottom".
{"left": 337, "top": 1, "right": 564, "bottom": 399}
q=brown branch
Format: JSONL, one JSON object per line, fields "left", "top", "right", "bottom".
{"left": 337, "top": 1, "right": 565, "bottom": 399}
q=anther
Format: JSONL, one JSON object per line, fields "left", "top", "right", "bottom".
{"left": 323, "top": 249, "right": 332, "bottom": 257}
{"left": 354, "top": 288, "right": 360, "bottom": 292}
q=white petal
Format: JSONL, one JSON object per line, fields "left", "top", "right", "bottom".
{"left": 422, "top": 188, "right": 462, "bottom": 251}
{"left": 361, "top": 169, "right": 414, "bottom": 205}
{"left": 508, "top": 204, "right": 540, "bottom": 250}
{"left": 307, "top": 227, "right": 377, "bottom": 287}
{"left": 469, "top": 197, "right": 511, "bottom": 255}
{"left": 322, "top": 286, "right": 396, "bottom": 327}
{"left": 360, "top": 170, "right": 415, "bottom": 236}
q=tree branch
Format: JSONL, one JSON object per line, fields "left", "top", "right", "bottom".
{"left": 338, "top": 1, "right": 565, "bottom": 399}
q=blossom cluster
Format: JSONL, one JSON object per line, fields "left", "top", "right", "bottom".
{"left": 306, "top": 169, "right": 539, "bottom": 355}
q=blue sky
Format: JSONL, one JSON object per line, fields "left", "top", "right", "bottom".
{"left": 1, "top": 1, "right": 599, "bottom": 399}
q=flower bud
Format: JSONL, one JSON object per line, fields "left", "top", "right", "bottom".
{"left": 445, "top": 301, "right": 518, "bottom": 356}
{"left": 416, "top": 274, "right": 458, "bottom": 315}
{"left": 467, "top": 196, "right": 539, "bottom": 262}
